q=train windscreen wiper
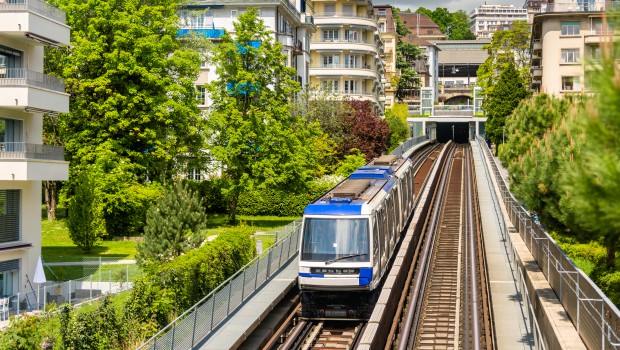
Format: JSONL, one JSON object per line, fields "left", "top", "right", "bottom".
{"left": 325, "top": 253, "right": 368, "bottom": 265}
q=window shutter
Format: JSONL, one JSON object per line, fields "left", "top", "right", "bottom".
{"left": 0, "top": 190, "right": 20, "bottom": 243}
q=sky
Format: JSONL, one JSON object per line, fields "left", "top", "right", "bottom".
{"left": 383, "top": 0, "right": 523, "bottom": 13}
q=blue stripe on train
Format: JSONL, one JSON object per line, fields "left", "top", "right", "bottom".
{"left": 359, "top": 267, "right": 372, "bottom": 286}
{"left": 299, "top": 273, "right": 324, "bottom": 278}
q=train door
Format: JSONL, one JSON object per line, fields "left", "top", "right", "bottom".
{"left": 372, "top": 213, "right": 381, "bottom": 279}
{"left": 394, "top": 185, "right": 402, "bottom": 233}
{"left": 386, "top": 196, "right": 395, "bottom": 252}
{"left": 379, "top": 206, "right": 388, "bottom": 271}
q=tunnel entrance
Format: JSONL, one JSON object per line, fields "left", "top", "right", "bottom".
{"left": 437, "top": 122, "right": 470, "bottom": 143}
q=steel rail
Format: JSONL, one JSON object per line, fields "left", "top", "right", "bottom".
{"left": 466, "top": 147, "right": 482, "bottom": 350}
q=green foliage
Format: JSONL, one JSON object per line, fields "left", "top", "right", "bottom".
{"left": 483, "top": 62, "right": 529, "bottom": 146}
{"left": 187, "top": 177, "right": 233, "bottom": 213}
{"left": 67, "top": 168, "right": 106, "bottom": 253}
{"left": 237, "top": 177, "right": 342, "bottom": 216}
{"left": 594, "top": 271, "right": 620, "bottom": 305}
{"left": 47, "top": 0, "right": 209, "bottom": 182}
{"left": 386, "top": 103, "right": 410, "bottom": 152}
{"left": 415, "top": 7, "right": 476, "bottom": 40}
{"left": 334, "top": 149, "right": 367, "bottom": 177}
{"left": 395, "top": 41, "right": 424, "bottom": 102}
{"left": 207, "top": 8, "right": 320, "bottom": 223}
{"left": 136, "top": 181, "right": 207, "bottom": 264}
{"left": 563, "top": 32, "right": 620, "bottom": 268}
{"left": 0, "top": 313, "right": 56, "bottom": 350}
{"left": 477, "top": 20, "right": 531, "bottom": 95}
{"left": 391, "top": 7, "right": 411, "bottom": 37}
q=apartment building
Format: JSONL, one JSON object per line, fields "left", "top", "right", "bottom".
{"left": 530, "top": 0, "right": 619, "bottom": 95}
{"left": 309, "top": 0, "right": 386, "bottom": 115}
{"left": 470, "top": 4, "right": 528, "bottom": 38}
{"left": 179, "top": 0, "right": 315, "bottom": 109}
{"left": 0, "top": 0, "right": 69, "bottom": 299}
{"left": 374, "top": 5, "right": 397, "bottom": 108}
{"left": 523, "top": 0, "right": 550, "bottom": 23}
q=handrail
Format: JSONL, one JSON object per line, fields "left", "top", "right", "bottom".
{"left": 0, "top": 69, "right": 66, "bottom": 92}
{"left": 0, "top": 142, "right": 66, "bottom": 161}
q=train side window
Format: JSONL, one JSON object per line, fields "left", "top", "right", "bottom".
{"left": 394, "top": 186, "right": 402, "bottom": 231}
{"left": 380, "top": 207, "right": 388, "bottom": 265}
{"left": 373, "top": 214, "right": 380, "bottom": 269}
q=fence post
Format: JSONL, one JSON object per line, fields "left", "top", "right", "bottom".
{"left": 241, "top": 269, "right": 246, "bottom": 301}
{"left": 227, "top": 283, "right": 232, "bottom": 315}
{"left": 17, "top": 292, "right": 20, "bottom": 314}
{"left": 43, "top": 286, "right": 47, "bottom": 312}
{"left": 68, "top": 280, "right": 71, "bottom": 304}
{"left": 126, "top": 265, "right": 129, "bottom": 289}
{"left": 109, "top": 270, "right": 111, "bottom": 293}
{"left": 90, "top": 279, "right": 93, "bottom": 300}
{"left": 266, "top": 250, "right": 272, "bottom": 278}
{"left": 99, "top": 257, "right": 102, "bottom": 282}
{"left": 191, "top": 308, "right": 198, "bottom": 347}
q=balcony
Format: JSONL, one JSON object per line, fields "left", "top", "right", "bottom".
{"left": 532, "top": 39, "right": 542, "bottom": 50}
{"left": 312, "top": 40, "right": 378, "bottom": 55}
{"left": 0, "top": 69, "right": 69, "bottom": 113}
{"left": 0, "top": 0, "right": 69, "bottom": 46}
{"left": 314, "top": 12, "right": 377, "bottom": 29}
{"left": 584, "top": 30, "right": 618, "bottom": 44}
{"left": 0, "top": 143, "right": 69, "bottom": 181}
{"left": 177, "top": 28, "right": 225, "bottom": 39}
{"left": 541, "top": 1, "right": 615, "bottom": 13}
{"left": 310, "top": 64, "right": 378, "bottom": 80}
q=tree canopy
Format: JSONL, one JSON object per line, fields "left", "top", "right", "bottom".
{"left": 415, "top": 7, "right": 476, "bottom": 40}
{"left": 207, "top": 8, "right": 320, "bottom": 223}
{"left": 47, "top": 0, "right": 209, "bottom": 182}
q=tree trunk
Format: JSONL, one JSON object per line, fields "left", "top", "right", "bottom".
{"left": 606, "top": 243, "right": 616, "bottom": 269}
{"left": 44, "top": 181, "right": 58, "bottom": 221}
{"left": 228, "top": 193, "right": 239, "bottom": 224}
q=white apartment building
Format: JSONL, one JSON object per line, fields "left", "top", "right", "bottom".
{"left": 0, "top": 0, "right": 69, "bottom": 300}
{"left": 374, "top": 4, "right": 397, "bottom": 108}
{"left": 179, "top": 0, "right": 315, "bottom": 109}
{"left": 309, "top": 0, "right": 386, "bottom": 115}
{"left": 470, "top": 4, "right": 528, "bottom": 38}
{"left": 530, "top": 0, "right": 619, "bottom": 95}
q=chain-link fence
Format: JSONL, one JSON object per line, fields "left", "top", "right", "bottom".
{"left": 138, "top": 219, "right": 302, "bottom": 350}
{"left": 476, "top": 136, "right": 620, "bottom": 349}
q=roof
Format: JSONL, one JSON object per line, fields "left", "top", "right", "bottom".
{"left": 402, "top": 35, "right": 435, "bottom": 47}
{"left": 399, "top": 12, "right": 445, "bottom": 38}
{"left": 439, "top": 50, "right": 489, "bottom": 64}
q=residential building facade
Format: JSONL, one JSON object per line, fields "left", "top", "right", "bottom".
{"left": 309, "top": 0, "right": 386, "bottom": 115}
{"left": 374, "top": 5, "right": 397, "bottom": 108}
{"left": 530, "top": 0, "right": 619, "bottom": 95}
{"left": 0, "top": 0, "right": 69, "bottom": 299}
{"left": 179, "top": 0, "right": 316, "bottom": 109}
{"left": 401, "top": 35, "right": 440, "bottom": 104}
{"left": 436, "top": 40, "right": 490, "bottom": 104}
{"left": 470, "top": 4, "right": 528, "bottom": 38}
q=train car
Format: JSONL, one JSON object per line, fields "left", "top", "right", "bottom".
{"left": 298, "top": 154, "right": 415, "bottom": 319}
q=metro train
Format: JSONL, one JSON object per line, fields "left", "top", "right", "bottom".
{"left": 298, "top": 154, "right": 416, "bottom": 319}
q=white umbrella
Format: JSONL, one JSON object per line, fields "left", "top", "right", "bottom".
{"left": 33, "top": 256, "right": 46, "bottom": 309}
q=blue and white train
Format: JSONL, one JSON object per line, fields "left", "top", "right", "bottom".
{"left": 298, "top": 154, "right": 416, "bottom": 319}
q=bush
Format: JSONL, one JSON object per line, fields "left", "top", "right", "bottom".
{"left": 187, "top": 178, "right": 232, "bottom": 213}
{"left": 237, "top": 177, "right": 341, "bottom": 216}
{"left": 67, "top": 168, "right": 106, "bottom": 253}
{"left": 104, "top": 183, "right": 163, "bottom": 237}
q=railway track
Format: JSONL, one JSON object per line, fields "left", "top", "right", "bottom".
{"left": 394, "top": 143, "right": 492, "bottom": 350}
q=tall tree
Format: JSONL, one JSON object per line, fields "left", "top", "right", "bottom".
{"left": 415, "top": 7, "right": 476, "bottom": 40}
{"left": 67, "top": 168, "right": 106, "bottom": 253}
{"left": 343, "top": 100, "right": 391, "bottom": 161}
{"left": 483, "top": 61, "right": 529, "bottom": 146}
{"left": 47, "top": 0, "right": 209, "bottom": 181}
{"left": 477, "top": 20, "right": 531, "bottom": 94}
{"left": 386, "top": 103, "right": 410, "bottom": 152}
{"left": 564, "top": 29, "right": 620, "bottom": 268}
{"left": 136, "top": 181, "right": 206, "bottom": 263}
{"left": 395, "top": 41, "right": 425, "bottom": 101}
{"left": 207, "top": 8, "right": 319, "bottom": 223}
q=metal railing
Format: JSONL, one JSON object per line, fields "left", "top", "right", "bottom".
{"left": 0, "top": 0, "right": 66, "bottom": 23}
{"left": 542, "top": 1, "right": 616, "bottom": 13}
{"left": 138, "top": 219, "right": 302, "bottom": 350}
{"left": 390, "top": 135, "right": 429, "bottom": 157}
{"left": 0, "top": 142, "right": 66, "bottom": 161}
{"left": 310, "top": 63, "right": 375, "bottom": 70}
{"left": 0, "top": 69, "right": 66, "bottom": 92}
{"left": 312, "top": 38, "right": 377, "bottom": 45}
{"left": 5, "top": 260, "right": 140, "bottom": 317}
{"left": 315, "top": 12, "right": 376, "bottom": 20}
{"left": 475, "top": 136, "right": 620, "bottom": 350}
{"left": 198, "top": 0, "right": 299, "bottom": 17}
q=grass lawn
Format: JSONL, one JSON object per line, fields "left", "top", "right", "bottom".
{"left": 42, "top": 213, "right": 300, "bottom": 262}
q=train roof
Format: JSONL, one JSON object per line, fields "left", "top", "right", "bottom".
{"left": 304, "top": 155, "right": 410, "bottom": 216}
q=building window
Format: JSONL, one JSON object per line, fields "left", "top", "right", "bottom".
{"left": 561, "top": 21, "right": 580, "bottom": 36}
{"left": 231, "top": 9, "right": 238, "bottom": 18}
{"left": 587, "top": 45, "right": 601, "bottom": 60}
{"left": 561, "top": 48, "right": 580, "bottom": 63}
{"left": 322, "top": 80, "right": 339, "bottom": 93}
{"left": 322, "top": 55, "right": 339, "bottom": 68}
{"left": 324, "top": 4, "right": 335, "bottom": 15}
{"left": 344, "top": 80, "right": 359, "bottom": 94}
{"left": 379, "top": 22, "right": 386, "bottom": 32}
{"left": 590, "top": 18, "right": 613, "bottom": 34}
{"left": 322, "top": 29, "right": 339, "bottom": 41}
{"left": 0, "top": 190, "right": 20, "bottom": 244}
{"left": 186, "top": 169, "right": 202, "bottom": 181}
{"left": 342, "top": 4, "right": 353, "bottom": 16}
{"left": 562, "top": 76, "right": 580, "bottom": 91}
{"left": 377, "top": 9, "right": 386, "bottom": 16}
{"left": 344, "top": 29, "right": 359, "bottom": 42}
{"left": 0, "top": 260, "right": 19, "bottom": 297}
{"left": 344, "top": 54, "right": 360, "bottom": 68}
{"left": 196, "top": 86, "right": 207, "bottom": 105}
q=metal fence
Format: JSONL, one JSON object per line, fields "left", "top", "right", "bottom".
{"left": 476, "top": 136, "right": 620, "bottom": 350}
{"left": 4, "top": 260, "right": 140, "bottom": 317}
{"left": 0, "top": 68, "right": 66, "bottom": 92}
{"left": 0, "top": 142, "right": 66, "bottom": 161}
{"left": 390, "top": 135, "right": 429, "bottom": 157}
{"left": 138, "top": 219, "right": 302, "bottom": 350}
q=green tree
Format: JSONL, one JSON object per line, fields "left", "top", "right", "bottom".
{"left": 386, "top": 103, "right": 410, "bottom": 152}
{"left": 415, "top": 7, "right": 475, "bottom": 40}
{"left": 136, "top": 181, "right": 206, "bottom": 263}
{"left": 564, "top": 33, "right": 620, "bottom": 268}
{"left": 207, "top": 8, "right": 319, "bottom": 223}
{"left": 67, "top": 168, "right": 106, "bottom": 253}
{"left": 483, "top": 61, "right": 529, "bottom": 146}
{"left": 392, "top": 7, "right": 411, "bottom": 37}
{"left": 48, "top": 0, "right": 209, "bottom": 182}
{"left": 477, "top": 20, "right": 531, "bottom": 94}
{"left": 335, "top": 149, "right": 367, "bottom": 177}
{"left": 395, "top": 41, "right": 425, "bottom": 101}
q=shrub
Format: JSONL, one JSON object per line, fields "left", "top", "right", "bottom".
{"left": 104, "top": 183, "right": 163, "bottom": 237}
{"left": 187, "top": 177, "right": 232, "bottom": 213}
{"left": 67, "top": 168, "right": 106, "bottom": 253}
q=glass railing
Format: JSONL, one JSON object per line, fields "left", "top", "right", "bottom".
{"left": 177, "top": 28, "right": 225, "bottom": 39}
{"left": 0, "top": 0, "right": 66, "bottom": 23}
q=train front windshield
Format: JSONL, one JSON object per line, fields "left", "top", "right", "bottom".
{"left": 301, "top": 218, "right": 370, "bottom": 262}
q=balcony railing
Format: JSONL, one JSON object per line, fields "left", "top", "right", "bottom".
{"left": 0, "top": 142, "right": 66, "bottom": 161}
{"left": 0, "top": 0, "right": 66, "bottom": 23}
{"left": 313, "top": 38, "right": 376, "bottom": 45}
{"left": 311, "top": 63, "right": 375, "bottom": 70}
{"left": 315, "top": 11, "right": 375, "bottom": 19}
{"left": 177, "top": 28, "right": 225, "bottom": 39}
{"left": 0, "top": 69, "right": 65, "bottom": 93}
{"left": 541, "top": 1, "right": 618, "bottom": 13}
{"left": 197, "top": 0, "right": 299, "bottom": 17}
